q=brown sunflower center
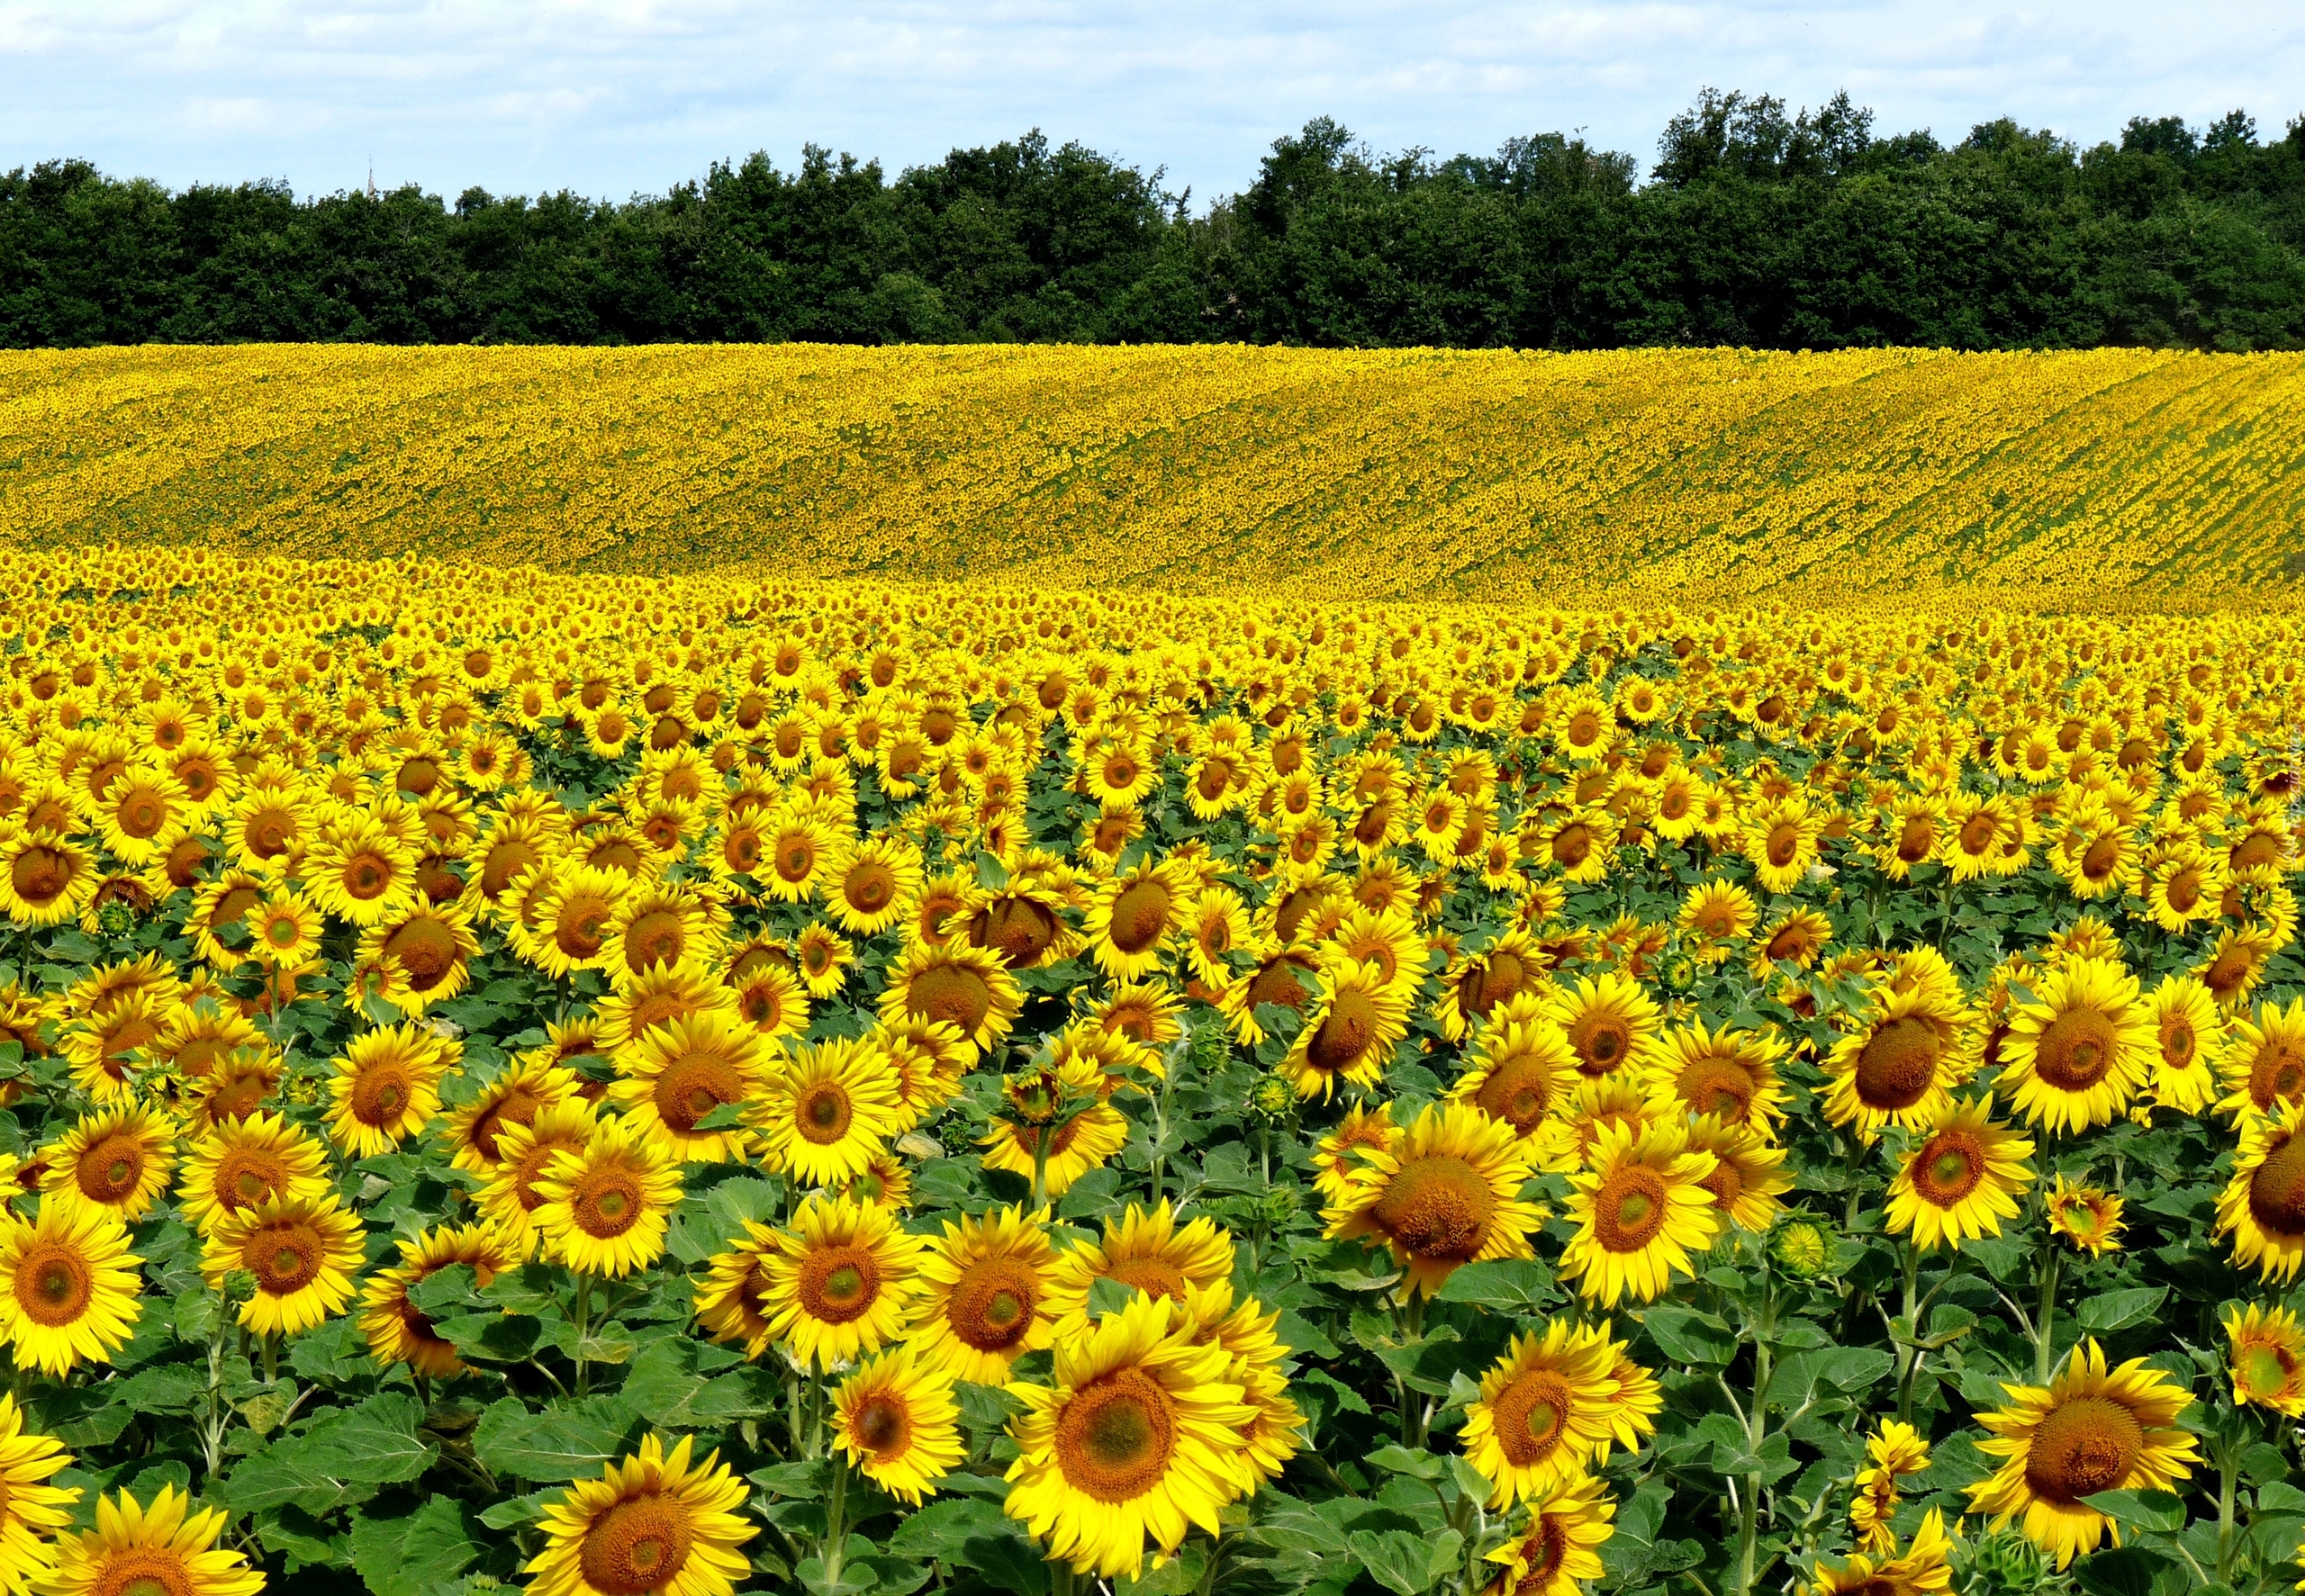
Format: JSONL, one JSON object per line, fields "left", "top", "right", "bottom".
{"left": 76, "top": 1132, "right": 147, "bottom": 1204}
{"left": 556, "top": 898, "right": 614, "bottom": 960}
{"left": 1371, "top": 1155, "right": 1496, "bottom": 1262}
{"left": 844, "top": 861, "right": 899, "bottom": 915}
{"left": 948, "top": 1259, "right": 1038, "bottom": 1351}
{"left": 2082, "top": 834, "right": 2124, "bottom": 879}
{"left": 89, "top": 1549, "right": 195, "bottom": 1596}
{"left": 17, "top": 1241, "right": 93, "bottom": 1326}
{"left": 623, "top": 909, "right": 686, "bottom": 971}
{"left": 471, "top": 1087, "right": 545, "bottom": 1162}
{"left": 1853, "top": 1016, "right": 1942, "bottom": 1111}
{"left": 1912, "top": 1129, "right": 1985, "bottom": 1207}
{"left": 571, "top": 1166, "right": 646, "bottom": 1239}
{"left": 1474, "top": 1058, "right": 1556, "bottom": 1132}
{"left": 905, "top": 963, "right": 992, "bottom": 1034}
{"left": 2022, "top": 1394, "right": 2145, "bottom": 1504}
{"left": 118, "top": 790, "right": 167, "bottom": 838}
{"left": 579, "top": 1492, "right": 695, "bottom": 1596}
{"left": 2250, "top": 1042, "right": 2305, "bottom": 1112}
{"left": 1766, "top": 822, "right": 1803, "bottom": 868}
{"left": 2158, "top": 1013, "right": 2196, "bottom": 1067}
{"left": 1462, "top": 952, "right": 1527, "bottom": 1022}
{"left": 220, "top": 1148, "right": 289, "bottom": 1209}
{"left": 969, "top": 898, "right": 1060, "bottom": 968}
{"left": 1107, "top": 879, "right": 1172, "bottom": 954}
{"left": 1593, "top": 1165, "right": 1670, "bottom": 1253}
{"left": 796, "top": 1081, "right": 854, "bottom": 1145}
{"left": 1491, "top": 1367, "right": 1575, "bottom": 1466}
{"left": 1105, "top": 1257, "right": 1190, "bottom": 1303}
{"left": 2246, "top": 1132, "right": 2305, "bottom": 1236}
{"left": 1053, "top": 1368, "right": 1180, "bottom": 1503}
{"left": 2033, "top": 1006, "right": 2120, "bottom": 1091}
{"left": 1677, "top": 1057, "right": 1756, "bottom": 1121}
{"left": 854, "top": 1394, "right": 909, "bottom": 1456}
{"left": 1566, "top": 1010, "right": 1632, "bottom": 1077}
{"left": 350, "top": 1061, "right": 415, "bottom": 1128}
{"left": 1307, "top": 988, "right": 1382, "bottom": 1073}
{"left": 655, "top": 1055, "right": 743, "bottom": 1135}
{"left": 1699, "top": 1158, "right": 1745, "bottom": 1213}
{"left": 243, "top": 1220, "right": 325, "bottom": 1295}
{"left": 205, "top": 1071, "right": 273, "bottom": 1122}
{"left": 797, "top": 1244, "right": 881, "bottom": 1323}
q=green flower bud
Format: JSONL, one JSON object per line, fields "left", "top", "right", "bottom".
{"left": 1768, "top": 1215, "right": 1835, "bottom": 1278}
{"left": 1249, "top": 1075, "right": 1297, "bottom": 1121}
{"left": 222, "top": 1268, "right": 259, "bottom": 1304}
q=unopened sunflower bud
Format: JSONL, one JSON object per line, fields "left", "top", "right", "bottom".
{"left": 1249, "top": 1075, "right": 1297, "bottom": 1121}
{"left": 1769, "top": 1215, "right": 1835, "bottom": 1278}
{"left": 222, "top": 1268, "right": 259, "bottom": 1303}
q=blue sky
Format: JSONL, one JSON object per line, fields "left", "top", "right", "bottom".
{"left": 3, "top": 1, "right": 2298, "bottom": 204}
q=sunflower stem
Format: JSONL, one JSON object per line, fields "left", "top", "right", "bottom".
{"left": 1029, "top": 1126, "right": 1052, "bottom": 1213}
{"left": 822, "top": 1456, "right": 851, "bottom": 1586}
{"left": 2032, "top": 1241, "right": 2060, "bottom": 1384}
{"left": 572, "top": 1272, "right": 594, "bottom": 1395}
{"left": 262, "top": 1330, "right": 278, "bottom": 1385}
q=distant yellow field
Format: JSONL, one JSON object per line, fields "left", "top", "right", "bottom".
{"left": 4, "top": 343, "right": 2301, "bottom": 606}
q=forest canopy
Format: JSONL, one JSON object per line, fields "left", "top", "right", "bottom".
{"left": 5, "top": 90, "right": 2305, "bottom": 351}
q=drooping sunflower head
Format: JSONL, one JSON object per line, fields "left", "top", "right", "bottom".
{"left": 1324, "top": 1102, "right": 1544, "bottom": 1299}
{"left": 1438, "top": 929, "right": 1548, "bottom": 1042}
{"left": 1280, "top": 959, "right": 1412, "bottom": 1102}
{"left": 1681, "top": 1112, "right": 1794, "bottom": 1233}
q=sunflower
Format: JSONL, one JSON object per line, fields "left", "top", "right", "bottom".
{"left": 1821, "top": 987, "right": 1974, "bottom": 1141}
{"left": 1477, "top": 1472, "right": 1615, "bottom": 1596}
{"left": 0, "top": 1201, "right": 141, "bottom": 1375}
{"left": 1850, "top": 1419, "right": 1931, "bottom": 1553}
{"left": 1804, "top": 1509, "right": 1952, "bottom": 1596}
{"left": 843, "top": 1150, "right": 912, "bottom": 1208}
{"left": 605, "top": 881, "right": 722, "bottom": 988}
{"left": 1044, "top": 1201, "right": 1235, "bottom": 1340}
{"left": 881, "top": 938, "right": 1024, "bottom": 1061}
{"left": 821, "top": 834, "right": 922, "bottom": 936}
{"left": 199, "top": 1192, "right": 364, "bottom": 1337}
{"left": 724, "top": 953, "right": 809, "bottom": 1044}
{"left": 244, "top": 889, "right": 321, "bottom": 968}
{"left": 522, "top": 864, "right": 630, "bottom": 978}
{"left": 1084, "top": 855, "right": 1195, "bottom": 980}
{"left": 611, "top": 1010, "right": 766, "bottom": 1164}
{"left": 2215, "top": 996, "right": 2305, "bottom": 1122}
{"left": 1559, "top": 1118, "right": 1722, "bottom": 1306}
{"left": 2044, "top": 1174, "right": 2125, "bottom": 1257}
{"left": 1641, "top": 1019, "right": 1789, "bottom": 1132}
{"left": 594, "top": 959, "right": 734, "bottom": 1060}
{"left": 303, "top": 815, "right": 415, "bottom": 926}
{"left": 326, "top": 1023, "right": 456, "bottom": 1159}
{"left": 1744, "top": 793, "right": 1824, "bottom": 894}
{"left": 38, "top": 1484, "right": 264, "bottom": 1596}
{"left": 1965, "top": 1339, "right": 2201, "bottom": 1568}
{"left": 58, "top": 987, "right": 168, "bottom": 1105}
{"left": 185, "top": 869, "right": 267, "bottom": 967}
{"left": 1002, "top": 1293, "right": 1254, "bottom": 1580}
{"left": 2143, "top": 974, "right": 2224, "bottom": 1114}
{"left": 1995, "top": 956, "right": 2153, "bottom": 1134}
{"left": 523, "top": 1434, "right": 755, "bottom": 1596}
{"left": 0, "top": 1390, "right": 77, "bottom": 1595}
{"left": 1546, "top": 972, "right": 1660, "bottom": 1080}
{"left": 1311, "top": 1101, "right": 1400, "bottom": 1206}
{"left": 41, "top": 1105, "right": 176, "bottom": 1223}
{"left": 357, "top": 899, "right": 481, "bottom": 1014}
{"left": 1322, "top": 904, "right": 1426, "bottom": 992}
{"left": 1279, "top": 959, "right": 1412, "bottom": 1101}
{"left": 0, "top": 828, "right": 95, "bottom": 927}
{"left": 1677, "top": 879, "right": 1758, "bottom": 960}
{"left": 1450, "top": 999, "right": 1577, "bottom": 1141}
{"left": 359, "top": 1222, "right": 511, "bottom": 1377}
{"left": 753, "top": 1036, "right": 901, "bottom": 1186}
{"left": 1460, "top": 1320, "right": 1616, "bottom": 1506}
{"left": 2217, "top": 1098, "right": 2305, "bottom": 1282}
{"left": 175, "top": 1111, "right": 331, "bottom": 1233}
{"left": 759, "top": 1193, "right": 922, "bottom": 1371}
{"left": 94, "top": 766, "right": 192, "bottom": 870}
{"left": 532, "top": 1115, "right": 682, "bottom": 1278}
{"left": 694, "top": 1222, "right": 782, "bottom": 1358}
{"left": 979, "top": 1059, "right": 1129, "bottom": 1199}
{"left": 2224, "top": 1303, "right": 2305, "bottom": 1416}
{"left": 441, "top": 1057, "right": 581, "bottom": 1175}
{"left": 1436, "top": 929, "right": 1548, "bottom": 1042}
{"left": 1885, "top": 1096, "right": 2035, "bottom": 1253}
{"left": 1181, "top": 886, "right": 1252, "bottom": 986}
{"left": 1324, "top": 1103, "right": 1544, "bottom": 1299}
{"left": 1537, "top": 1075, "right": 1655, "bottom": 1176}
{"left": 1683, "top": 1113, "right": 1793, "bottom": 1232}
{"left": 872, "top": 1015, "right": 971, "bottom": 1126}
{"left": 833, "top": 1345, "right": 965, "bottom": 1504}
{"left": 1749, "top": 906, "right": 1836, "bottom": 977}
{"left": 181, "top": 1050, "right": 284, "bottom": 1132}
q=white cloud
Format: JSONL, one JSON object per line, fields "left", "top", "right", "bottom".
{"left": 0, "top": 0, "right": 2296, "bottom": 201}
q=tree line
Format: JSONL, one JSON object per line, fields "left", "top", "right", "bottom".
{"left": 5, "top": 91, "right": 2304, "bottom": 351}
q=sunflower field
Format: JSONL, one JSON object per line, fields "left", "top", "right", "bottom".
{"left": 6, "top": 344, "right": 2305, "bottom": 607}
{"left": 0, "top": 539, "right": 2301, "bottom": 1596}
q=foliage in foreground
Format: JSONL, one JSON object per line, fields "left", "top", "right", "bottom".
{"left": 0, "top": 546, "right": 2300, "bottom": 1596}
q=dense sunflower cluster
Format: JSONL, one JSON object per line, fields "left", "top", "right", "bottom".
{"left": 7, "top": 345, "right": 2305, "bottom": 607}
{"left": 0, "top": 543, "right": 2300, "bottom": 1596}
